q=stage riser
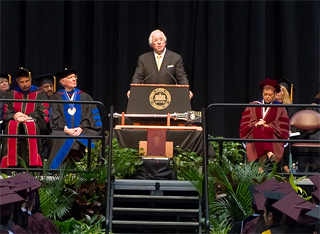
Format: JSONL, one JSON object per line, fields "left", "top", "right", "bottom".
{"left": 109, "top": 179, "right": 202, "bottom": 234}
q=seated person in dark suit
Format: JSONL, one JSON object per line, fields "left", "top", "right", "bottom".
{"left": 128, "top": 29, "right": 193, "bottom": 99}
{"left": 34, "top": 74, "right": 57, "bottom": 161}
{"left": 1, "top": 67, "right": 48, "bottom": 168}
{"left": 47, "top": 68, "right": 102, "bottom": 169}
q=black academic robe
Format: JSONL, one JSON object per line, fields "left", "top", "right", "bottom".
{"left": 1, "top": 86, "right": 48, "bottom": 167}
{"left": 48, "top": 88, "right": 102, "bottom": 169}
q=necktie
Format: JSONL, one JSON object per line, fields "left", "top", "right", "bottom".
{"left": 157, "top": 55, "right": 162, "bottom": 71}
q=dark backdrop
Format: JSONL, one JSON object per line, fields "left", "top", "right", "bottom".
{"left": 1, "top": 1, "right": 319, "bottom": 137}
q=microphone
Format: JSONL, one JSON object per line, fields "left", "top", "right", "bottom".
{"left": 142, "top": 68, "right": 156, "bottom": 84}
{"left": 166, "top": 68, "right": 177, "bottom": 85}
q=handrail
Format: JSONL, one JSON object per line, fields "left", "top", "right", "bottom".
{"left": 202, "top": 103, "right": 320, "bottom": 234}
{"left": 0, "top": 99, "right": 107, "bottom": 172}
{"left": 106, "top": 106, "right": 114, "bottom": 232}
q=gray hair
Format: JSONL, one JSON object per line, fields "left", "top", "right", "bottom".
{"left": 148, "top": 29, "right": 167, "bottom": 46}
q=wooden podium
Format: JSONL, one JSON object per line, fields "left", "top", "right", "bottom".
{"left": 126, "top": 84, "right": 191, "bottom": 114}
{"left": 117, "top": 84, "right": 200, "bottom": 159}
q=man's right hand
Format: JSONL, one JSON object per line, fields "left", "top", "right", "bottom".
{"left": 127, "top": 90, "right": 131, "bottom": 98}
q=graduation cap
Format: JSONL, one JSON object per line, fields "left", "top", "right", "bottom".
{"left": 260, "top": 78, "right": 281, "bottom": 93}
{"left": 305, "top": 206, "right": 320, "bottom": 220}
{"left": 12, "top": 67, "right": 32, "bottom": 80}
{"left": 0, "top": 187, "right": 25, "bottom": 217}
{"left": 309, "top": 174, "right": 320, "bottom": 190}
{"left": 254, "top": 179, "right": 295, "bottom": 195}
{"left": 272, "top": 192, "right": 318, "bottom": 225}
{"left": 55, "top": 68, "right": 77, "bottom": 80}
{"left": 34, "top": 73, "right": 56, "bottom": 92}
{"left": 253, "top": 192, "right": 266, "bottom": 211}
{"left": 3, "top": 173, "right": 42, "bottom": 199}
{"left": 277, "top": 77, "right": 296, "bottom": 102}
{"left": 0, "top": 73, "right": 11, "bottom": 84}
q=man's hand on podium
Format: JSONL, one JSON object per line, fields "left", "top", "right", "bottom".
{"left": 189, "top": 91, "right": 193, "bottom": 100}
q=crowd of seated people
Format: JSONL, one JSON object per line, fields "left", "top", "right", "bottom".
{"left": 0, "top": 68, "right": 102, "bottom": 169}
{"left": 0, "top": 172, "right": 59, "bottom": 233}
{"left": 228, "top": 174, "right": 320, "bottom": 234}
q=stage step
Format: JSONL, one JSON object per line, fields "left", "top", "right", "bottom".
{"left": 109, "top": 179, "right": 202, "bottom": 234}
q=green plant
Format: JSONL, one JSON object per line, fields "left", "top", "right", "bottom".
{"left": 54, "top": 215, "right": 105, "bottom": 234}
{"left": 108, "top": 138, "right": 143, "bottom": 179}
{"left": 209, "top": 136, "right": 246, "bottom": 165}
{"left": 39, "top": 170, "right": 75, "bottom": 220}
{"left": 77, "top": 138, "right": 143, "bottom": 179}
{"left": 288, "top": 173, "right": 311, "bottom": 199}
{"left": 170, "top": 147, "right": 202, "bottom": 180}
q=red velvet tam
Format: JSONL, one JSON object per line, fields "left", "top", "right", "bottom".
{"left": 260, "top": 78, "right": 281, "bottom": 93}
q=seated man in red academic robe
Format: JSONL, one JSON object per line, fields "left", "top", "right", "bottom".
{"left": 1, "top": 67, "right": 49, "bottom": 168}
{"left": 240, "top": 78, "right": 290, "bottom": 164}
{"left": 48, "top": 69, "right": 102, "bottom": 169}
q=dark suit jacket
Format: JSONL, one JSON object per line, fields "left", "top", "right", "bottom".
{"left": 131, "top": 49, "right": 189, "bottom": 85}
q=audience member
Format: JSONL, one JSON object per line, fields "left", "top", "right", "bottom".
{"left": 128, "top": 29, "right": 193, "bottom": 99}
{"left": 240, "top": 78, "right": 290, "bottom": 167}
{"left": 33, "top": 73, "right": 57, "bottom": 161}
{"left": 275, "top": 82, "right": 295, "bottom": 173}
{"left": 34, "top": 73, "right": 56, "bottom": 97}
{"left": 0, "top": 67, "right": 49, "bottom": 168}
{"left": 0, "top": 187, "right": 28, "bottom": 234}
{"left": 47, "top": 68, "right": 102, "bottom": 169}
{"left": 0, "top": 73, "right": 11, "bottom": 122}
{"left": 3, "top": 173, "right": 59, "bottom": 233}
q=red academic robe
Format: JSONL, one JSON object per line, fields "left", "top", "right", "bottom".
{"left": 1, "top": 87, "right": 49, "bottom": 167}
{"left": 239, "top": 101, "right": 290, "bottom": 162}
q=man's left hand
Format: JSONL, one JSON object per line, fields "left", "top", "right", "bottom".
{"left": 189, "top": 91, "right": 194, "bottom": 100}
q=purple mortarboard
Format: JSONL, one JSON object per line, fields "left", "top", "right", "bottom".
{"left": 3, "top": 173, "right": 42, "bottom": 199}
{"left": 253, "top": 192, "right": 266, "bottom": 211}
{"left": 272, "top": 192, "right": 317, "bottom": 225}
{"left": 254, "top": 179, "right": 295, "bottom": 195}
{"left": 312, "top": 188, "right": 320, "bottom": 204}
{"left": 0, "top": 187, "right": 24, "bottom": 216}
{"left": 309, "top": 174, "right": 320, "bottom": 190}
{"left": 0, "top": 180, "right": 13, "bottom": 188}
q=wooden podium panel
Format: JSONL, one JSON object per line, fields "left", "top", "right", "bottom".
{"left": 139, "top": 141, "right": 173, "bottom": 159}
{"left": 126, "top": 84, "right": 191, "bottom": 114}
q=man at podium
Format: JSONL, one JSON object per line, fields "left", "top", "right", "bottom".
{"left": 128, "top": 29, "right": 193, "bottom": 99}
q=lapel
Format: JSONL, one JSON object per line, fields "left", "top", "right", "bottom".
{"left": 156, "top": 50, "right": 172, "bottom": 83}
{"left": 146, "top": 51, "right": 157, "bottom": 73}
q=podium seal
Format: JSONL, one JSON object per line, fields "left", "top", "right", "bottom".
{"left": 149, "top": 88, "right": 171, "bottom": 110}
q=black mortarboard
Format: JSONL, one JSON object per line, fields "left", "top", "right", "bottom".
{"left": 34, "top": 73, "right": 56, "bottom": 92}
{"left": 272, "top": 192, "right": 317, "bottom": 224}
{"left": 277, "top": 77, "right": 296, "bottom": 101}
{"left": 55, "top": 68, "right": 77, "bottom": 80}
{"left": 262, "top": 190, "right": 287, "bottom": 201}
{"left": 12, "top": 67, "right": 32, "bottom": 79}
{"left": 0, "top": 73, "right": 11, "bottom": 84}
{"left": 305, "top": 206, "right": 320, "bottom": 220}
{"left": 0, "top": 187, "right": 24, "bottom": 216}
